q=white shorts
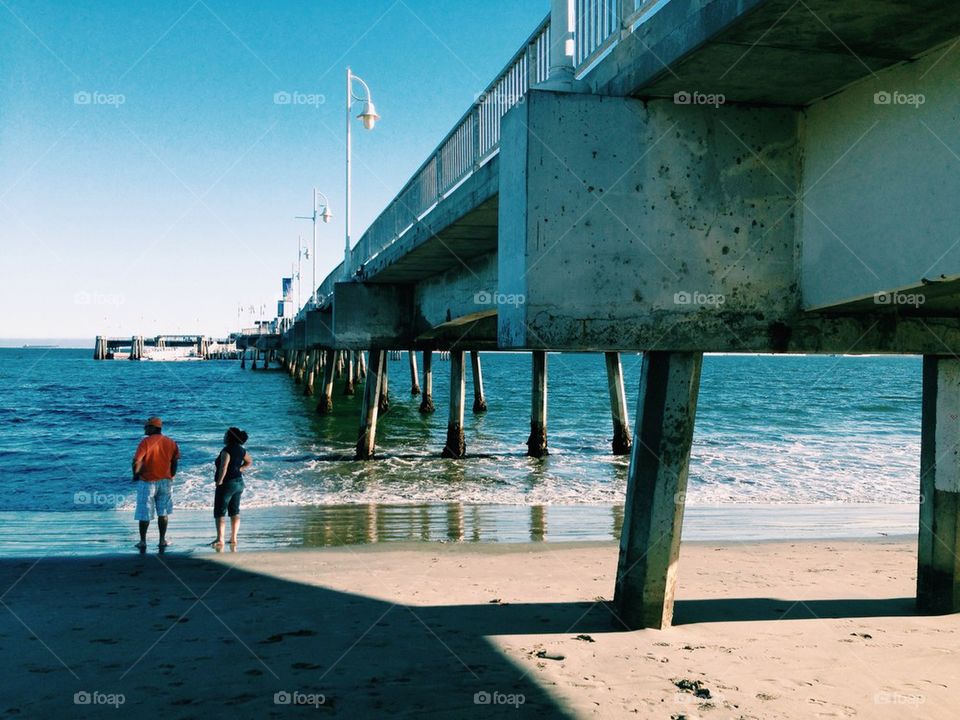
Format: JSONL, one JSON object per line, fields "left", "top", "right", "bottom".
{"left": 134, "top": 480, "right": 173, "bottom": 521}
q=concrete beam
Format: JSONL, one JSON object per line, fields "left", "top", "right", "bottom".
{"left": 498, "top": 90, "right": 799, "bottom": 351}
{"left": 614, "top": 351, "right": 703, "bottom": 630}
{"left": 334, "top": 282, "right": 416, "bottom": 349}
{"left": 588, "top": 0, "right": 960, "bottom": 106}
{"left": 305, "top": 308, "right": 334, "bottom": 347}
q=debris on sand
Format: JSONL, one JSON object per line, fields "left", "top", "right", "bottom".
{"left": 673, "top": 678, "right": 712, "bottom": 699}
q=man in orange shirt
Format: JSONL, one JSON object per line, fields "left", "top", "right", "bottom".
{"left": 132, "top": 416, "right": 180, "bottom": 550}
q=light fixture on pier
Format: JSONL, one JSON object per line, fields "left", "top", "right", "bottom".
{"left": 345, "top": 67, "right": 379, "bottom": 280}
{"left": 296, "top": 189, "right": 332, "bottom": 309}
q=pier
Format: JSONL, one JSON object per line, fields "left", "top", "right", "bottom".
{"left": 226, "top": 0, "right": 960, "bottom": 627}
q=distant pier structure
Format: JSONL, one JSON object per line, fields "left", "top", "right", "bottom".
{"left": 92, "top": 335, "right": 239, "bottom": 360}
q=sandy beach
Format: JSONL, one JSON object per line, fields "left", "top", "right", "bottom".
{"left": 1, "top": 538, "right": 954, "bottom": 718}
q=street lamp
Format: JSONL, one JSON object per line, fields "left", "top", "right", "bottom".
{"left": 296, "top": 188, "right": 332, "bottom": 308}
{"left": 346, "top": 67, "right": 379, "bottom": 280}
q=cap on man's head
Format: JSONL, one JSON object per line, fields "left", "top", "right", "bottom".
{"left": 145, "top": 417, "right": 163, "bottom": 429}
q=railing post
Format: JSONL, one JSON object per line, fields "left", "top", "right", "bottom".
{"left": 435, "top": 149, "right": 443, "bottom": 204}
{"left": 472, "top": 105, "right": 481, "bottom": 172}
{"left": 526, "top": 41, "right": 539, "bottom": 89}
{"left": 620, "top": 0, "right": 635, "bottom": 39}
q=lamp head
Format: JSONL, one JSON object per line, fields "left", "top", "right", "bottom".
{"left": 357, "top": 100, "right": 379, "bottom": 130}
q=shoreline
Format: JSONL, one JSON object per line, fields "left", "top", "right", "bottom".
{"left": 0, "top": 502, "right": 920, "bottom": 557}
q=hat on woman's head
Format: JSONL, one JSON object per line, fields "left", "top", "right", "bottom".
{"left": 145, "top": 416, "right": 163, "bottom": 428}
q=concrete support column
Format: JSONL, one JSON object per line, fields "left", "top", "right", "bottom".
{"left": 918, "top": 356, "right": 960, "bottom": 613}
{"left": 379, "top": 357, "right": 390, "bottom": 414}
{"left": 251, "top": 349, "right": 259, "bottom": 371}
{"left": 527, "top": 351, "right": 548, "bottom": 458}
{"left": 303, "top": 350, "right": 316, "bottom": 396}
{"left": 240, "top": 348, "right": 246, "bottom": 369}
{"left": 336, "top": 350, "right": 344, "bottom": 379}
{"left": 317, "top": 350, "right": 336, "bottom": 415}
{"left": 605, "top": 352, "right": 633, "bottom": 456}
{"left": 262, "top": 350, "right": 269, "bottom": 370}
{"left": 358, "top": 351, "right": 367, "bottom": 379}
{"left": 409, "top": 350, "right": 421, "bottom": 395}
{"left": 470, "top": 350, "right": 487, "bottom": 413}
{"left": 441, "top": 350, "right": 466, "bottom": 458}
{"left": 355, "top": 350, "right": 386, "bottom": 460}
{"left": 419, "top": 350, "right": 436, "bottom": 414}
{"left": 614, "top": 351, "right": 703, "bottom": 630}
{"left": 344, "top": 350, "right": 356, "bottom": 396}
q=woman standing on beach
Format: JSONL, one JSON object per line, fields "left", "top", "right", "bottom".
{"left": 213, "top": 427, "right": 252, "bottom": 548}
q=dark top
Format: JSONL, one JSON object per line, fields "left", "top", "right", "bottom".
{"left": 215, "top": 443, "right": 246, "bottom": 482}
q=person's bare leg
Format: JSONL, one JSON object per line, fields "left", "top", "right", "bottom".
{"left": 229, "top": 516, "right": 240, "bottom": 545}
{"left": 138, "top": 521, "right": 149, "bottom": 548}
{"left": 158, "top": 516, "right": 169, "bottom": 546}
{"left": 213, "top": 517, "right": 225, "bottom": 546}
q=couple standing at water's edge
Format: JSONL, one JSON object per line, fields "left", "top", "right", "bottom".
{"left": 131, "top": 417, "right": 252, "bottom": 550}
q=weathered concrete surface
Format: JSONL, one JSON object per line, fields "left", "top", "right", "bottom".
{"left": 499, "top": 90, "right": 800, "bottom": 351}
{"left": 305, "top": 309, "right": 334, "bottom": 347}
{"left": 334, "top": 282, "right": 415, "bottom": 349}
{"left": 615, "top": 351, "right": 703, "bottom": 629}
{"left": 589, "top": 0, "right": 960, "bottom": 106}
{"left": 802, "top": 43, "right": 960, "bottom": 310}
{"left": 918, "top": 356, "right": 960, "bottom": 613}
{"left": 413, "top": 252, "right": 498, "bottom": 331}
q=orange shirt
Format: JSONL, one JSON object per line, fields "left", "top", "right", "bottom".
{"left": 134, "top": 434, "right": 180, "bottom": 481}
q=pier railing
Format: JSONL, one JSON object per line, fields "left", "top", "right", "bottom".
{"left": 307, "top": 1, "right": 667, "bottom": 313}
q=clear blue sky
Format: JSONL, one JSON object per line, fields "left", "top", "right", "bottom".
{"left": 0, "top": 0, "right": 547, "bottom": 339}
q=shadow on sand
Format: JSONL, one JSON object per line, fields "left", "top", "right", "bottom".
{"left": 0, "top": 554, "right": 610, "bottom": 718}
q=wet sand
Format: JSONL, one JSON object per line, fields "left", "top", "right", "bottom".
{"left": 0, "top": 502, "right": 918, "bottom": 556}
{"left": 0, "top": 537, "right": 954, "bottom": 718}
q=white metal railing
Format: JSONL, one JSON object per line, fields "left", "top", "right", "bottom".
{"left": 297, "top": 1, "right": 667, "bottom": 320}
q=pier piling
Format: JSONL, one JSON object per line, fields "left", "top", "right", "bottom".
{"left": 605, "top": 352, "right": 633, "bottom": 456}
{"left": 379, "top": 358, "right": 390, "bottom": 414}
{"left": 918, "top": 356, "right": 960, "bottom": 613}
{"left": 317, "top": 350, "right": 336, "bottom": 415}
{"left": 471, "top": 350, "right": 487, "bottom": 413}
{"left": 419, "top": 350, "right": 435, "bottom": 414}
{"left": 441, "top": 350, "right": 467, "bottom": 458}
{"left": 409, "top": 350, "right": 421, "bottom": 395}
{"left": 303, "top": 350, "right": 316, "bottom": 396}
{"left": 614, "top": 351, "right": 703, "bottom": 630}
{"left": 344, "top": 350, "right": 356, "bottom": 396}
{"left": 526, "top": 351, "right": 548, "bottom": 458}
{"left": 355, "top": 349, "right": 386, "bottom": 460}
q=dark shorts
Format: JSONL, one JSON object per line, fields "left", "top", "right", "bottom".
{"left": 214, "top": 479, "right": 244, "bottom": 518}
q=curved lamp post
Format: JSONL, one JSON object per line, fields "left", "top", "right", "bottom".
{"left": 345, "top": 67, "right": 379, "bottom": 280}
{"left": 296, "top": 188, "right": 332, "bottom": 308}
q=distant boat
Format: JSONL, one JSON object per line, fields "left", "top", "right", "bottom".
{"left": 22, "top": 344, "right": 58, "bottom": 349}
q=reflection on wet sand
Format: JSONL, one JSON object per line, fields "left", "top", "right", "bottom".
{"left": 292, "top": 503, "right": 621, "bottom": 547}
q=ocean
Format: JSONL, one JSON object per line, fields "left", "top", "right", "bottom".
{"left": 0, "top": 348, "right": 922, "bottom": 554}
